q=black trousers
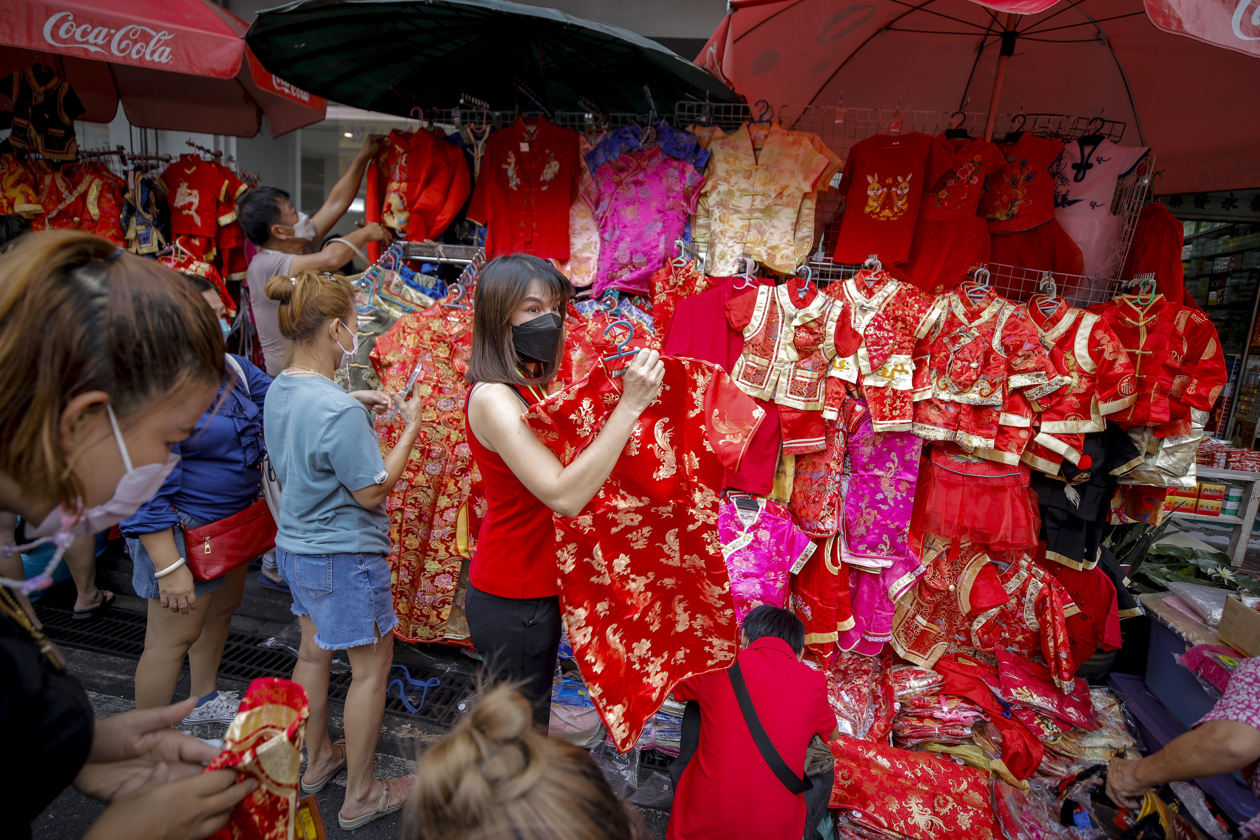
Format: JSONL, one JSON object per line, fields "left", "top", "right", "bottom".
{"left": 671, "top": 701, "right": 832, "bottom": 839}
{"left": 465, "top": 584, "right": 562, "bottom": 730}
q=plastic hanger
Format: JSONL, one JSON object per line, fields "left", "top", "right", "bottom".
{"left": 1036, "top": 272, "right": 1060, "bottom": 316}
{"left": 944, "top": 110, "right": 969, "bottom": 140}
{"left": 442, "top": 282, "right": 468, "bottom": 310}
{"left": 602, "top": 319, "right": 639, "bottom": 376}
{"left": 792, "top": 265, "right": 815, "bottom": 301}
{"left": 750, "top": 99, "right": 774, "bottom": 125}
{"left": 1078, "top": 115, "right": 1106, "bottom": 146}
{"left": 732, "top": 256, "right": 759, "bottom": 290}
{"left": 965, "top": 267, "right": 992, "bottom": 304}
{"left": 1002, "top": 111, "right": 1027, "bottom": 144}
{"left": 1126, "top": 272, "right": 1157, "bottom": 307}
{"left": 860, "top": 254, "right": 882, "bottom": 291}
{"left": 888, "top": 98, "right": 904, "bottom": 136}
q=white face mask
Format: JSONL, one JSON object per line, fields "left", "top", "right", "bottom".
{"left": 28, "top": 404, "right": 180, "bottom": 540}
{"left": 332, "top": 319, "right": 358, "bottom": 370}
{"left": 276, "top": 212, "right": 317, "bottom": 243}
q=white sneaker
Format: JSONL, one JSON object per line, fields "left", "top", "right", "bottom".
{"left": 181, "top": 691, "right": 242, "bottom": 726}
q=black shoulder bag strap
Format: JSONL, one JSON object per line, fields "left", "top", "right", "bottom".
{"left": 727, "top": 661, "right": 813, "bottom": 794}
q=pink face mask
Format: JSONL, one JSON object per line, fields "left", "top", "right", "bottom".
{"left": 28, "top": 403, "right": 180, "bottom": 540}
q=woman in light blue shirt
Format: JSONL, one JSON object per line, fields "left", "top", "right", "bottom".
{"left": 262, "top": 269, "right": 421, "bottom": 831}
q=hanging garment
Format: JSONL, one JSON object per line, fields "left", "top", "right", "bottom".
{"left": 0, "top": 153, "right": 42, "bottom": 216}
{"left": 832, "top": 131, "right": 934, "bottom": 266}
{"left": 718, "top": 499, "right": 813, "bottom": 621}
{"left": 159, "top": 249, "right": 235, "bottom": 316}
{"left": 664, "top": 277, "right": 783, "bottom": 495}
{"left": 1030, "top": 426, "right": 1143, "bottom": 571}
{"left": 1092, "top": 293, "right": 1228, "bottom": 436}
{"left": 789, "top": 414, "right": 846, "bottom": 538}
{"left": 7, "top": 67, "right": 84, "bottom": 160}
{"left": 824, "top": 268, "right": 943, "bottom": 431}
{"left": 912, "top": 446, "right": 1041, "bottom": 551}
{"left": 400, "top": 128, "right": 472, "bottom": 242}
{"left": 828, "top": 735, "right": 1001, "bottom": 840}
{"left": 727, "top": 279, "right": 852, "bottom": 453}
{"left": 1053, "top": 138, "right": 1150, "bottom": 279}
{"left": 912, "top": 285, "right": 1061, "bottom": 449}
{"left": 838, "top": 555, "right": 925, "bottom": 655}
{"left": 590, "top": 147, "right": 704, "bottom": 296}
{"left": 648, "top": 259, "right": 709, "bottom": 343}
{"left": 556, "top": 132, "right": 603, "bottom": 289}
{"left": 27, "top": 165, "right": 89, "bottom": 233}
{"left": 1023, "top": 296, "right": 1138, "bottom": 473}
{"left": 160, "top": 154, "right": 233, "bottom": 241}
{"left": 370, "top": 304, "right": 477, "bottom": 644}
{"left": 77, "top": 163, "right": 127, "bottom": 246}
{"left": 123, "top": 170, "right": 168, "bottom": 255}
{"left": 466, "top": 117, "right": 580, "bottom": 260}
{"left": 791, "top": 130, "right": 845, "bottom": 266}
{"left": 522, "top": 356, "right": 765, "bottom": 751}
{"left": 988, "top": 219, "right": 1086, "bottom": 298}
{"left": 904, "top": 133, "right": 1006, "bottom": 294}
{"left": 365, "top": 129, "right": 413, "bottom": 262}
{"left": 980, "top": 132, "right": 1066, "bottom": 233}
{"left": 1035, "top": 545, "right": 1123, "bottom": 670}
{"left": 1122, "top": 203, "right": 1197, "bottom": 308}
{"left": 840, "top": 401, "right": 922, "bottom": 569}
{"left": 791, "top": 535, "right": 853, "bottom": 661}
{"left": 584, "top": 119, "right": 709, "bottom": 174}
{"left": 212, "top": 161, "right": 250, "bottom": 281}
{"left": 696, "top": 122, "right": 834, "bottom": 276}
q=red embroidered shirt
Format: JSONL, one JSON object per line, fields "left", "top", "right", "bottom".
{"left": 980, "top": 133, "right": 1066, "bottom": 233}
{"left": 160, "top": 155, "right": 230, "bottom": 239}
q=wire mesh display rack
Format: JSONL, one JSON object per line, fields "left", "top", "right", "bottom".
{"left": 673, "top": 101, "right": 1150, "bottom": 307}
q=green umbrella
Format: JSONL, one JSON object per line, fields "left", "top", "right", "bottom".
{"left": 246, "top": 0, "right": 739, "bottom": 117}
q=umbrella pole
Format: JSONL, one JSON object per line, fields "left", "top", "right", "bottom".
{"left": 982, "top": 14, "right": 1021, "bottom": 142}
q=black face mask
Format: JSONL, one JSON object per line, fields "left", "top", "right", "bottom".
{"left": 512, "top": 312, "right": 564, "bottom": 363}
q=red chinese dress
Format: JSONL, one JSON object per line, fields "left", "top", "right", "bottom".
{"left": 365, "top": 129, "right": 413, "bottom": 261}
{"left": 466, "top": 117, "right": 580, "bottom": 260}
{"left": 823, "top": 268, "right": 943, "bottom": 431}
{"left": 371, "top": 305, "right": 477, "bottom": 644}
{"left": 1023, "top": 296, "right": 1138, "bottom": 474}
{"left": 904, "top": 133, "right": 1005, "bottom": 294}
{"left": 832, "top": 131, "right": 933, "bottom": 266}
{"left": 649, "top": 259, "right": 710, "bottom": 342}
{"left": 522, "top": 357, "right": 765, "bottom": 750}
{"left": 401, "top": 128, "right": 472, "bottom": 241}
{"left": 1123, "top": 203, "right": 1196, "bottom": 308}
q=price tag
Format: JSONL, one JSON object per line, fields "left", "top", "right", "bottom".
{"left": 519, "top": 142, "right": 531, "bottom": 152}
{"left": 789, "top": 541, "right": 816, "bottom": 575}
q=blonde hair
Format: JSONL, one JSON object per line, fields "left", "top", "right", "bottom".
{"left": 263, "top": 269, "right": 355, "bottom": 344}
{"left": 406, "top": 685, "right": 642, "bottom": 840}
{"left": 0, "top": 231, "right": 223, "bottom": 507}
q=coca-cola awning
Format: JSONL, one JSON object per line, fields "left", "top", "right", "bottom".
{"left": 0, "top": 0, "right": 326, "bottom": 137}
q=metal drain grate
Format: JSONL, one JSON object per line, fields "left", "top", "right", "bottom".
{"left": 36, "top": 604, "right": 475, "bottom": 727}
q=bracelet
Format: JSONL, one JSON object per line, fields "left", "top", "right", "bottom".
{"left": 154, "top": 557, "right": 187, "bottom": 579}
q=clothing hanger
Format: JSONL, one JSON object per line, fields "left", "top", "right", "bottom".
{"left": 732, "top": 256, "right": 759, "bottom": 290}
{"left": 860, "top": 254, "right": 883, "bottom": 291}
{"left": 887, "top": 98, "right": 904, "bottom": 136}
{"left": 750, "top": 99, "right": 774, "bottom": 125}
{"left": 1124, "top": 272, "right": 1158, "bottom": 306}
{"left": 944, "top": 110, "right": 969, "bottom": 140}
{"left": 602, "top": 319, "right": 639, "bottom": 376}
{"left": 1036, "top": 272, "right": 1060, "bottom": 316}
{"left": 442, "top": 282, "right": 468, "bottom": 310}
{"left": 793, "top": 265, "right": 815, "bottom": 300}
{"left": 964, "top": 266, "right": 992, "bottom": 304}
{"left": 513, "top": 79, "right": 551, "bottom": 120}
{"left": 1002, "top": 108, "right": 1027, "bottom": 144}
{"left": 1078, "top": 116, "right": 1106, "bottom": 146}
{"left": 642, "top": 85, "right": 659, "bottom": 124}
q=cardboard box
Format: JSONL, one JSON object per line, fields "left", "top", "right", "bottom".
{"left": 1219, "top": 595, "right": 1260, "bottom": 657}
{"left": 1198, "top": 482, "right": 1227, "bottom": 502}
{"left": 1196, "top": 498, "right": 1223, "bottom": 517}
{"left": 1164, "top": 488, "right": 1200, "bottom": 514}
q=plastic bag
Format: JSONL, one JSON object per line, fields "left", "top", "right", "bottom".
{"left": 1175, "top": 644, "right": 1241, "bottom": 695}
{"left": 591, "top": 738, "right": 639, "bottom": 798}
{"left": 991, "top": 778, "right": 1075, "bottom": 840}
{"left": 1168, "top": 781, "right": 1231, "bottom": 840}
{"left": 891, "top": 665, "right": 944, "bottom": 702}
{"left": 627, "top": 770, "right": 674, "bottom": 809}
{"left": 1165, "top": 582, "right": 1229, "bottom": 627}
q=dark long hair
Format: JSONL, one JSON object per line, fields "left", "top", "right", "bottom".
{"left": 465, "top": 254, "right": 571, "bottom": 388}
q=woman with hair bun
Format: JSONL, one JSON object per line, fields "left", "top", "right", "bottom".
{"left": 263, "top": 268, "right": 421, "bottom": 831}
{"left": 0, "top": 231, "right": 257, "bottom": 840}
{"left": 406, "top": 684, "right": 644, "bottom": 840}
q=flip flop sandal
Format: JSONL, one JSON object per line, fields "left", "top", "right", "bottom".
{"left": 300, "top": 739, "right": 347, "bottom": 795}
{"left": 72, "top": 590, "right": 115, "bottom": 621}
{"left": 338, "top": 775, "right": 414, "bottom": 831}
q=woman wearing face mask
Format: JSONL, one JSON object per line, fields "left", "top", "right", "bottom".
{"left": 237, "top": 134, "right": 391, "bottom": 377}
{"left": 463, "top": 254, "right": 665, "bottom": 730}
{"left": 263, "top": 269, "right": 420, "bottom": 831}
{"left": 0, "top": 231, "right": 257, "bottom": 840}
{"left": 120, "top": 272, "right": 273, "bottom": 724}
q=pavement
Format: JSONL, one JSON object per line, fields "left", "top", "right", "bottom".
{"left": 30, "top": 554, "right": 673, "bottom": 840}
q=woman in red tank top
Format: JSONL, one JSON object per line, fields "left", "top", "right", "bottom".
{"left": 464, "top": 254, "right": 664, "bottom": 728}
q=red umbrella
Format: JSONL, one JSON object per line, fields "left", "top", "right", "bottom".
{"left": 699, "top": 0, "right": 1260, "bottom": 194}
{"left": 0, "top": 0, "right": 326, "bottom": 137}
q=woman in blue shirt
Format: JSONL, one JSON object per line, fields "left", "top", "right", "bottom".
{"left": 121, "top": 274, "right": 272, "bottom": 727}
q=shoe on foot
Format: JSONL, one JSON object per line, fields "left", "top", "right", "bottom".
{"left": 181, "top": 690, "right": 242, "bottom": 726}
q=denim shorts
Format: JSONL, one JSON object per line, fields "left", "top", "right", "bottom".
{"left": 127, "top": 513, "right": 226, "bottom": 600}
{"left": 276, "top": 547, "right": 398, "bottom": 650}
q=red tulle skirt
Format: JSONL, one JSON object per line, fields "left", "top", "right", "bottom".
{"left": 911, "top": 452, "right": 1041, "bottom": 550}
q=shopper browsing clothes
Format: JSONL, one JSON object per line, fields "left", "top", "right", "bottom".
{"left": 121, "top": 272, "right": 272, "bottom": 722}
{"left": 0, "top": 232, "right": 255, "bottom": 840}
{"left": 463, "top": 254, "right": 665, "bottom": 729}
{"left": 237, "top": 133, "right": 393, "bottom": 376}
{"left": 263, "top": 268, "right": 420, "bottom": 830}
{"left": 667, "top": 606, "right": 837, "bottom": 840}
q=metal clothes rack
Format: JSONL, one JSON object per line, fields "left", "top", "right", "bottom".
{"left": 673, "top": 102, "right": 1150, "bottom": 308}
